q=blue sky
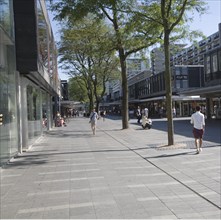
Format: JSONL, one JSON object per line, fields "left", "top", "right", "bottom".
{"left": 188, "top": 0, "right": 221, "bottom": 37}
{"left": 50, "top": 0, "right": 221, "bottom": 80}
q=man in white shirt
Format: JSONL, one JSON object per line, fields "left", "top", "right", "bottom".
{"left": 190, "top": 106, "right": 205, "bottom": 154}
{"left": 143, "top": 107, "right": 149, "bottom": 118}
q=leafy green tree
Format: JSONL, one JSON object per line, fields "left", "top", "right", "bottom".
{"left": 58, "top": 16, "right": 120, "bottom": 112}
{"left": 134, "top": 0, "right": 207, "bottom": 146}
{"left": 49, "top": 0, "right": 162, "bottom": 129}
{"left": 68, "top": 77, "right": 88, "bottom": 102}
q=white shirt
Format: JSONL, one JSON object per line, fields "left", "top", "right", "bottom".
{"left": 90, "top": 111, "right": 98, "bottom": 122}
{"left": 190, "top": 111, "right": 205, "bottom": 130}
{"left": 143, "top": 108, "right": 149, "bottom": 116}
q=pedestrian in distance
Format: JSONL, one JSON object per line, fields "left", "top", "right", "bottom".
{"left": 102, "top": 110, "right": 106, "bottom": 121}
{"left": 190, "top": 105, "right": 205, "bottom": 154}
{"left": 172, "top": 107, "right": 176, "bottom": 117}
{"left": 136, "top": 106, "right": 142, "bottom": 124}
{"left": 143, "top": 107, "right": 149, "bottom": 118}
{"left": 89, "top": 108, "right": 99, "bottom": 135}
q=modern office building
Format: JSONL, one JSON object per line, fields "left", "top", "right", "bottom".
{"left": 172, "top": 28, "right": 220, "bottom": 66}
{"left": 0, "top": 0, "right": 60, "bottom": 165}
{"left": 127, "top": 66, "right": 205, "bottom": 117}
{"left": 104, "top": 23, "right": 221, "bottom": 118}
{"left": 180, "top": 23, "right": 221, "bottom": 118}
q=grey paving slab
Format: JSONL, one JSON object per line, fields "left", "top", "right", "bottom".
{"left": 0, "top": 116, "right": 220, "bottom": 219}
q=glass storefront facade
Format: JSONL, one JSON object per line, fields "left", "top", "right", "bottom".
{"left": 0, "top": 0, "right": 18, "bottom": 164}
{"left": 27, "top": 85, "right": 42, "bottom": 146}
{"left": 0, "top": 0, "right": 59, "bottom": 166}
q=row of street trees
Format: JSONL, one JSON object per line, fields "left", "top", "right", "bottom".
{"left": 57, "top": 16, "right": 120, "bottom": 112}
{"left": 49, "top": 0, "right": 207, "bottom": 146}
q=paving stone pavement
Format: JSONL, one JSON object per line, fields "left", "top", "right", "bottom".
{"left": 0, "top": 116, "right": 220, "bottom": 219}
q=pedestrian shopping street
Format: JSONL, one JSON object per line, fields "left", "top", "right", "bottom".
{"left": 1, "top": 116, "right": 220, "bottom": 219}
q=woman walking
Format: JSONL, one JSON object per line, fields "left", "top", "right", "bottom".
{"left": 89, "top": 108, "right": 99, "bottom": 135}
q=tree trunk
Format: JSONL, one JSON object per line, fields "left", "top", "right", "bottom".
{"left": 119, "top": 48, "right": 129, "bottom": 129}
{"left": 112, "top": 8, "right": 129, "bottom": 129}
{"left": 96, "top": 101, "right": 100, "bottom": 114}
{"left": 164, "top": 32, "right": 174, "bottom": 146}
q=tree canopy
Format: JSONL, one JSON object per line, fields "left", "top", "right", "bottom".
{"left": 57, "top": 15, "right": 120, "bottom": 112}
{"left": 49, "top": 0, "right": 207, "bottom": 136}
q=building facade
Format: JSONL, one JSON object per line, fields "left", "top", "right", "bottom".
{"left": 0, "top": 0, "right": 60, "bottom": 165}
{"left": 102, "top": 23, "right": 221, "bottom": 118}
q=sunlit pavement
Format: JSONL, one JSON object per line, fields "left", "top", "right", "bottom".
{"left": 1, "top": 116, "right": 220, "bottom": 219}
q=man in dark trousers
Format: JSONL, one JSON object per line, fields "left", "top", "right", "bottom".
{"left": 190, "top": 106, "right": 205, "bottom": 154}
{"left": 136, "top": 106, "right": 142, "bottom": 124}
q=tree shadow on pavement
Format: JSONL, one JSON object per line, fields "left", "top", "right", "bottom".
{"left": 145, "top": 151, "right": 197, "bottom": 159}
{"left": 151, "top": 118, "right": 221, "bottom": 144}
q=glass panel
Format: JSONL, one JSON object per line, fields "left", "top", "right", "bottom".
{"left": 42, "top": 91, "right": 48, "bottom": 129}
{"left": 0, "top": 0, "right": 13, "bottom": 37}
{"left": 212, "top": 53, "right": 218, "bottom": 72}
{"left": 175, "top": 67, "right": 181, "bottom": 75}
{"left": 0, "top": 1, "right": 18, "bottom": 165}
{"left": 27, "top": 85, "right": 42, "bottom": 146}
{"left": 218, "top": 50, "right": 221, "bottom": 71}
{"left": 182, "top": 67, "right": 188, "bottom": 75}
{"left": 205, "top": 55, "right": 211, "bottom": 81}
{"left": 37, "top": 0, "right": 49, "bottom": 71}
{"left": 182, "top": 80, "right": 188, "bottom": 89}
{"left": 206, "top": 56, "right": 211, "bottom": 74}
{"left": 176, "top": 80, "right": 181, "bottom": 89}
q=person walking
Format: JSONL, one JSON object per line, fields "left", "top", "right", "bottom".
{"left": 190, "top": 106, "right": 205, "bottom": 154}
{"left": 136, "top": 106, "right": 142, "bottom": 124}
{"left": 89, "top": 108, "right": 99, "bottom": 135}
{"left": 143, "top": 107, "right": 149, "bottom": 118}
{"left": 172, "top": 107, "right": 176, "bottom": 117}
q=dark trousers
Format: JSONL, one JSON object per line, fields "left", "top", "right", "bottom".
{"left": 137, "top": 115, "right": 141, "bottom": 123}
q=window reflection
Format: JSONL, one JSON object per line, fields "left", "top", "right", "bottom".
{"left": 0, "top": 0, "right": 13, "bottom": 37}
{"left": 212, "top": 53, "right": 218, "bottom": 72}
{"left": 37, "top": 0, "right": 49, "bottom": 70}
{"left": 219, "top": 51, "right": 221, "bottom": 71}
{"left": 0, "top": 0, "right": 18, "bottom": 164}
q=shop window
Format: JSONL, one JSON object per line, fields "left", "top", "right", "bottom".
{"left": 27, "top": 86, "right": 41, "bottom": 121}
{"left": 37, "top": 0, "right": 49, "bottom": 70}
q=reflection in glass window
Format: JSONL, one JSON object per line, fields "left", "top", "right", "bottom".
{"left": 206, "top": 56, "right": 211, "bottom": 74}
{"left": 205, "top": 56, "right": 211, "bottom": 82}
{"left": 182, "top": 67, "right": 188, "bottom": 75}
{"left": 212, "top": 53, "right": 218, "bottom": 72}
{"left": 182, "top": 80, "right": 188, "bottom": 88}
{"left": 176, "top": 80, "right": 180, "bottom": 89}
{"left": 37, "top": 0, "right": 49, "bottom": 70}
{"left": 0, "top": 0, "right": 13, "bottom": 36}
{"left": 175, "top": 79, "right": 188, "bottom": 89}
{"left": 0, "top": 2, "right": 18, "bottom": 164}
{"left": 219, "top": 51, "right": 221, "bottom": 71}
{"left": 176, "top": 67, "right": 181, "bottom": 75}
